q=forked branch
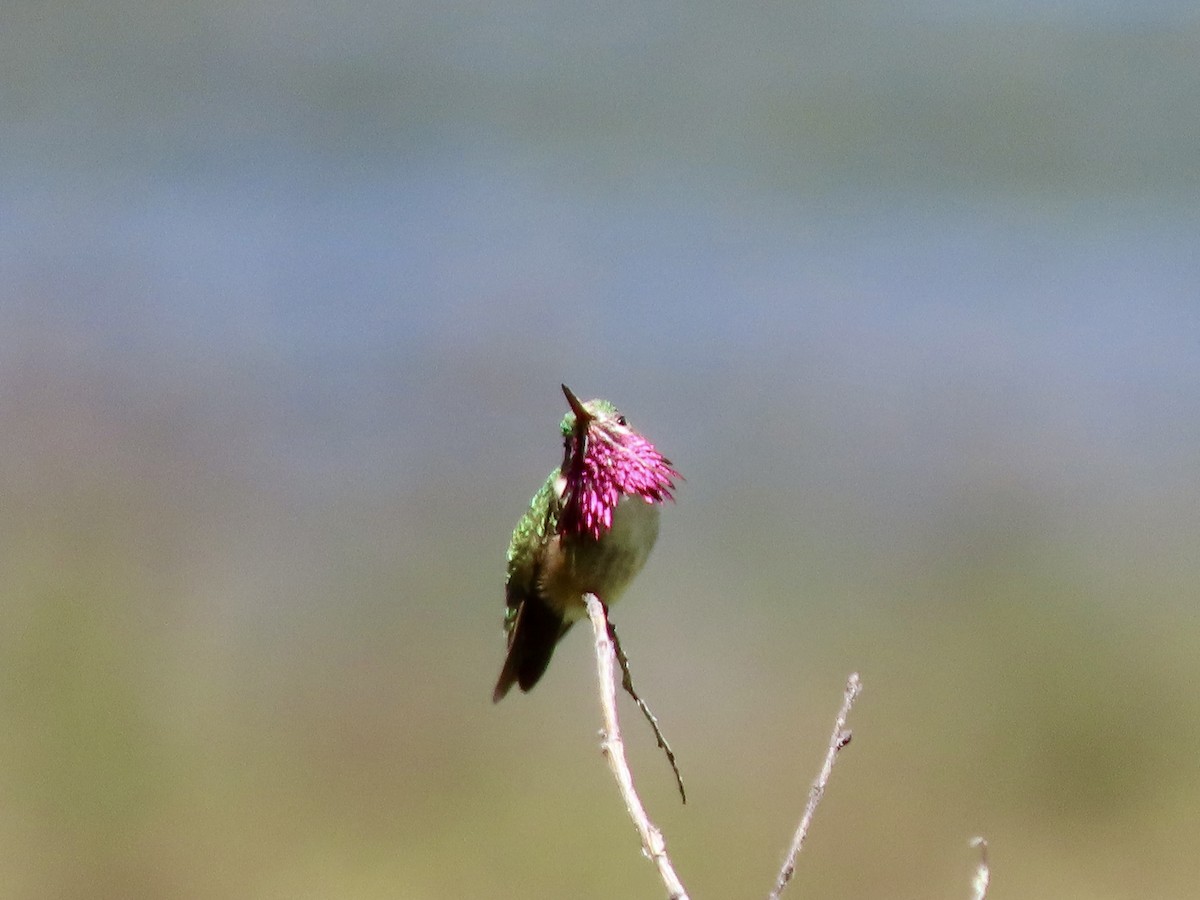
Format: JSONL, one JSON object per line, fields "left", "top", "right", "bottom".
{"left": 584, "top": 593, "right": 690, "bottom": 900}
{"left": 584, "top": 592, "right": 863, "bottom": 900}
{"left": 605, "top": 612, "right": 687, "bottom": 802}
{"left": 768, "top": 672, "right": 862, "bottom": 899}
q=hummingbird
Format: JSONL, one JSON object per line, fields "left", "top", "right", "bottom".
{"left": 492, "top": 385, "right": 679, "bottom": 703}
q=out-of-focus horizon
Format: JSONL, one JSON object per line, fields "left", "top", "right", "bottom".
{"left": 4, "top": 2, "right": 1200, "bottom": 897}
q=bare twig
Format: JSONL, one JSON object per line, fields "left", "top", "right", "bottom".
{"left": 768, "top": 672, "right": 863, "bottom": 900}
{"left": 584, "top": 593, "right": 690, "bottom": 900}
{"left": 605, "top": 614, "right": 687, "bottom": 803}
{"left": 968, "top": 837, "right": 990, "bottom": 900}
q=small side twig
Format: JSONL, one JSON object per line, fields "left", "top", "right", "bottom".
{"left": 968, "top": 837, "right": 990, "bottom": 900}
{"left": 768, "top": 672, "right": 863, "bottom": 900}
{"left": 584, "top": 593, "right": 689, "bottom": 900}
{"left": 605, "top": 614, "right": 687, "bottom": 803}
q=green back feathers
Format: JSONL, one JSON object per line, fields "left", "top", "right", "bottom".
{"left": 505, "top": 470, "right": 559, "bottom": 587}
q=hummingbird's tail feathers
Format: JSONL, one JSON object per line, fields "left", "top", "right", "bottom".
{"left": 491, "top": 596, "right": 572, "bottom": 703}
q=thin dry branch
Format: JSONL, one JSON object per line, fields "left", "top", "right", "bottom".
{"left": 605, "top": 613, "right": 686, "bottom": 802}
{"left": 969, "top": 837, "right": 990, "bottom": 900}
{"left": 584, "top": 593, "right": 690, "bottom": 900}
{"left": 768, "top": 672, "right": 863, "bottom": 900}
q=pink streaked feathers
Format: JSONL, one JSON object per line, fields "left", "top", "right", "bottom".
{"left": 558, "top": 415, "right": 679, "bottom": 541}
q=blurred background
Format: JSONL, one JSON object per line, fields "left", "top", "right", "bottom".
{"left": 4, "top": 1, "right": 1199, "bottom": 897}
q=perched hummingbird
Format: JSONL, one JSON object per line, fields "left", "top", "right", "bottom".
{"left": 492, "top": 385, "right": 679, "bottom": 703}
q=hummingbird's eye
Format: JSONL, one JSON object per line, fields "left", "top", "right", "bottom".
{"left": 617, "top": 415, "right": 628, "bottom": 427}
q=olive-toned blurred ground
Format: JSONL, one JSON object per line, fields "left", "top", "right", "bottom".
{"left": 5, "top": 3, "right": 1200, "bottom": 898}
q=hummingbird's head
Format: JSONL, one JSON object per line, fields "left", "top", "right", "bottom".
{"left": 557, "top": 384, "right": 679, "bottom": 540}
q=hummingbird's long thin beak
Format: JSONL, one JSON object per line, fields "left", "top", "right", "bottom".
{"left": 561, "top": 384, "right": 593, "bottom": 425}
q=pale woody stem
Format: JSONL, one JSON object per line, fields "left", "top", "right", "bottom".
{"left": 584, "top": 593, "right": 690, "bottom": 900}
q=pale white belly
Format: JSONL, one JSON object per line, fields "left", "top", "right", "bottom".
{"left": 542, "top": 494, "right": 661, "bottom": 620}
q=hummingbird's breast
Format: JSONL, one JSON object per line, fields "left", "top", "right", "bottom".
{"left": 540, "top": 492, "right": 661, "bottom": 621}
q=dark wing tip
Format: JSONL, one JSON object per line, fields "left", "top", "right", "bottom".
{"left": 491, "top": 596, "right": 569, "bottom": 703}
{"left": 492, "top": 666, "right": 517, "bottom": 703}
